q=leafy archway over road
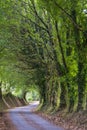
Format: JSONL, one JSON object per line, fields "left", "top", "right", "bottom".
{"left": 0, "top": 0, "right": 87, "bottom": 115}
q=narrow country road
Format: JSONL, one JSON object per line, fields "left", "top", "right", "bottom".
{"left": 9, "top": 102, "right": 64, "bottom": 130}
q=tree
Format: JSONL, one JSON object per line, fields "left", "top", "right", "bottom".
{"left": 0, "top": 0, "right": 87, "bottom": 112}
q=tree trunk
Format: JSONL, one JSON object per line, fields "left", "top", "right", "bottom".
{"left": 71, "top": 3, "right": 86, "bottom": 110}
{"left": 0, "top": 82, "right": 2, "bottom": 100}
{"left": 59, "top": 83, "right": 67, "bottom": 109}
{"left": 55, "top": 21, "right": 72, "bottom": 111}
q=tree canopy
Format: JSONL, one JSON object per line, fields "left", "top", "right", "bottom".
{"left": 0, "top": 0, "right": 87, "bottom": 112}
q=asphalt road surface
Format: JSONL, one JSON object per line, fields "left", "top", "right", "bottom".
{"left": 9, "top": 102, "right": 64, "bottom": 130}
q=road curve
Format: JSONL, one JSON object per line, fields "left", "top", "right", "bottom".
{"left": 9, "top": 102, "right": 64, "bottom": 130}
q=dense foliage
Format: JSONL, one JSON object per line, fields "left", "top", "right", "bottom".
{"left": 0, "top": 0, "right": 87, "bottom": 112}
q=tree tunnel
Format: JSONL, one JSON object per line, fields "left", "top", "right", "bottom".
{"left": 0, "top": 0, "right": 87, "bottom": 113}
